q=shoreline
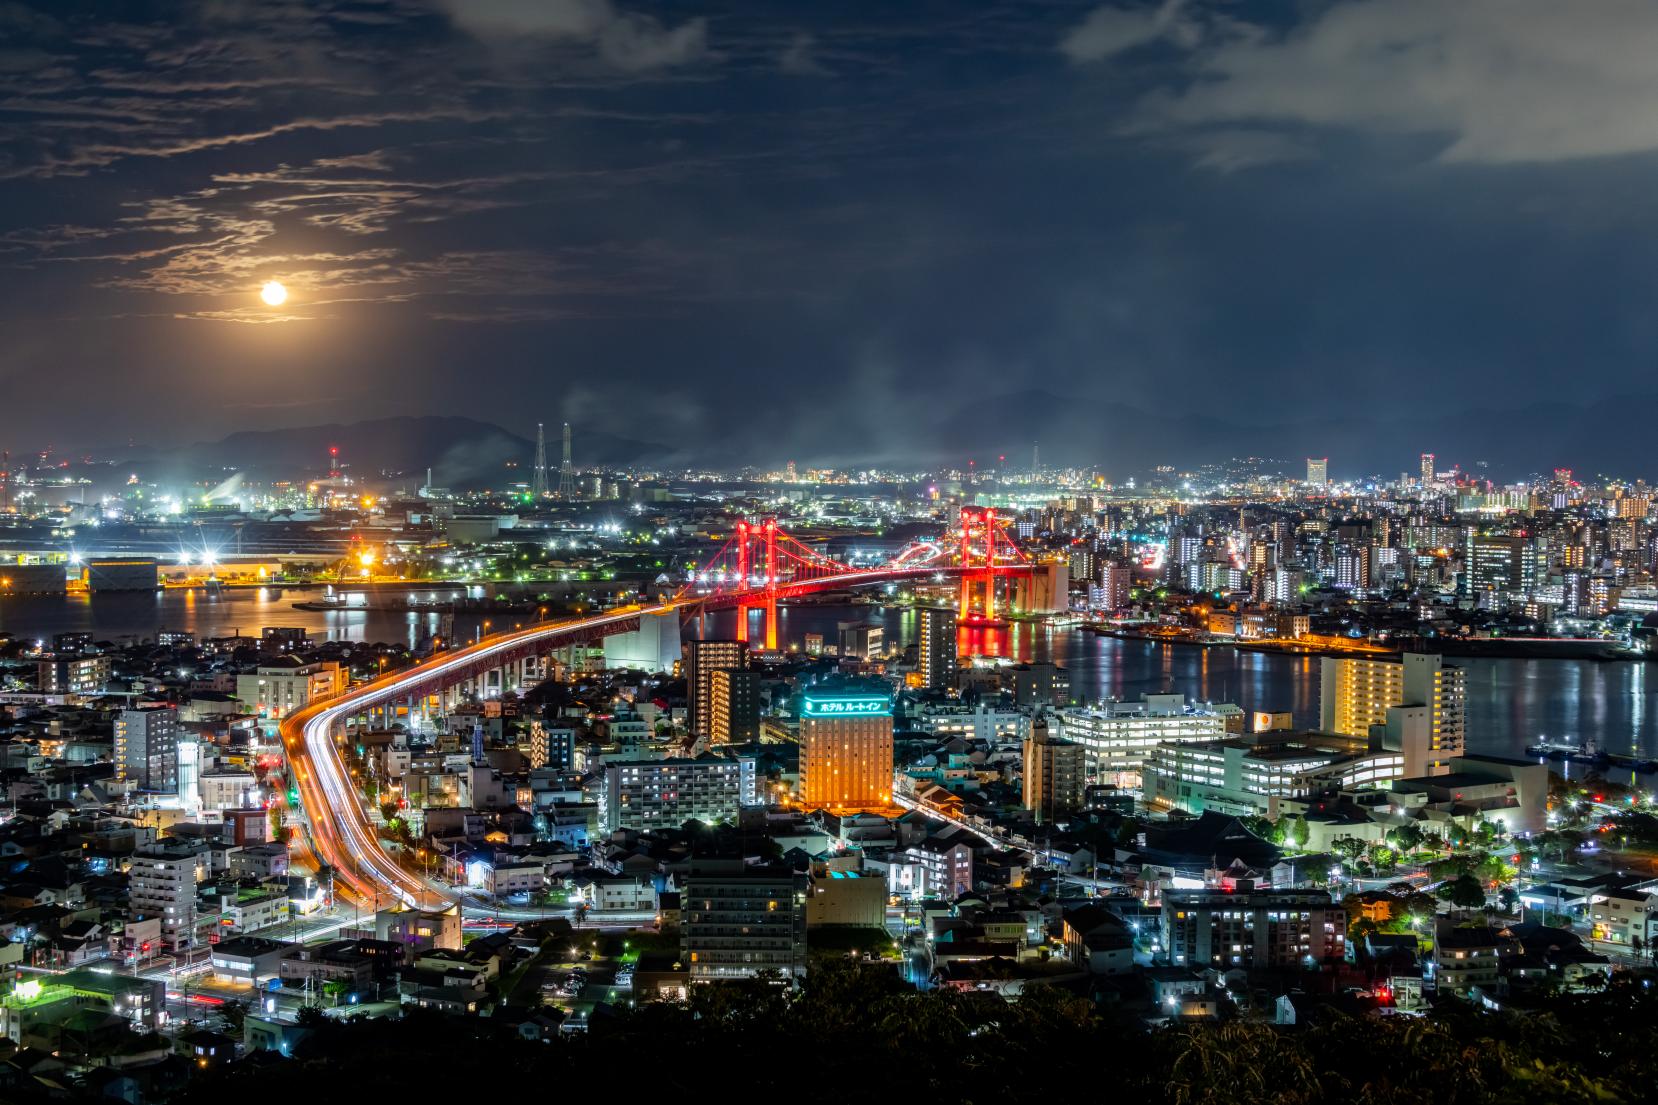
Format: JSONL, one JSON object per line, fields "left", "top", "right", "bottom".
{"left": 1081, "top": 624, "right": 1648, "bottom": 664}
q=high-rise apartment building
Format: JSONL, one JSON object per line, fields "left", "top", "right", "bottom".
{"left": 115, "top": 707, "right": 179, "bottom": 792}
{"left": 1022, "top": 716, "right": 1086, "bottom": 823}
{"left": 710, "top": 668, "right": 761, "bottom": 743}
{"left": 599, "top": 755, "right": 753, "bottom": 834}
{"left": 683, "top": 639, "right": 747, "bottom": 740}
{"left": 1420, "top": 452, "right": 1435, "bottom": 486}
{"left": 916, "top": 607, "right": 957, "bottom": 690}
{"left": 129, "top": 842, "right": 209, "bottom": 951}
{"left": 1163, "top": 886, "right": 1345, "bottom": 969}
{"left": 681, "top": 860, "right": 807, "bottom": 983}
{"left": 37, "top": 654, "right": 111, "bottom": 694}
{"left": 1097, "top": 561, "right": 1133, "bottom": 610}
{"left": 798, "top": 680, "right": 894, "bottom": 812}
{"left": 1319, "top": 653, "right": 1465, "bottom": 774}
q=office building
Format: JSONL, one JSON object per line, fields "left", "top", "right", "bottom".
{"left": 260, "top": 626, "right": 311, "bottom": 652}
{"left": 129, "top": 842, "right": 210, "bottom": 951}
{"left": 916, "top": 607, "right": 957, "bottom": 690}
{"left": 1163, "top": 886, "right": 1345, "bottom": 969}
{"left": 1319, "top": 653, "right": 1465, "bottom": 775}
{"left": 798, "top": 679, "right": 894, "bottom": 812}
{"left": 599, "top": 754, "right": 753, "bottom": 834}
{"left": 235, "top": 657, "right": 346, "bottom": 719}
{"left": 1057, "top": 695, "right": 1239, "bottom": 786}
{"left": 837, "top": 621, "right": 883, "bottom": 660}
{"left": 1306, "top": 457, "right": 1328, "bottom": 486}
{"left": 36, "top": 654, "right": 111, "bottom": 694}
{"left": 684, "top": 639, "right": 747, "bottom": 739}
{"left": 1009, "top": 661, "right": 1069, "bottom": 707}
{"left": 710, "top": 668, "right": 761, "bottom": 744}
{"left": 1144, "top": 730, "right": 1404, "bottom": 819}
{"left": 1464, "top": 532, "right": 1536, "bottom": 603}
{"left": 1420, "top": 452, "right": 1435, "bottom": 486}
{"left": 1022, "top": 716, "right": 1086, "bottom": 823}
{"left": 681, "top": 860, "right": 807, "bottom": 983}
{"left": 115, "top": 707, "right": 180, "bottom": 792}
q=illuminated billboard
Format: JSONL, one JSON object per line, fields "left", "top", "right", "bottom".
{"left": 802, "top": 695, "right": 892, "bottom": 719}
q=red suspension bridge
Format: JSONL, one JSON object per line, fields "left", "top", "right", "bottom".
{"left": 280, "top": 515, "right": 1034, "bottom": 910}
{"left": 677, "top": 508, "right": 1034, "bottom": 647}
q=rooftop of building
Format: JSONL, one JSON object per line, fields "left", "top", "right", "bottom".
{"left": 1394, "top": 771, "right": 1515, "bottom": 789}
{"left": 213, "top": 935, "right": 290, "bottom": 958}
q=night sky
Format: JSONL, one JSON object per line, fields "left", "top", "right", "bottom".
{"left": 3, "top": 1, "right": 1658, "bottom": 475}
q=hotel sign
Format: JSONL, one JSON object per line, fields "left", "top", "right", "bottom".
{"left": 803, "top": 696, "right": 892, "bottom": 718}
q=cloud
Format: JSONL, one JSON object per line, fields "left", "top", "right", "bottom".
{"left": 1126, "top": 0, "right": 1658, "bottom": 164}
{"left": 1177, "top": 128, "right": 1314, "bottom": 173}
{"left": 1060, "top": 0, "right": 1196, "bottom": 63}
{"left": 0, "top": 109, "right": 505, "bottom": 180}
{"left": 779, "top": 33, "right": 828, "bottom": 76}
{"left": 437, "top": 0, "right": 708, "bottom": 71}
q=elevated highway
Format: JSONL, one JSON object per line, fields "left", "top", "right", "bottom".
{"left": 280, "top": 559, "right": 1029, "bottom": 909}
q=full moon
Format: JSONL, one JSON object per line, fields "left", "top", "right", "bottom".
{"left": 260, "top": 280, "right": 288, "bottom": 306}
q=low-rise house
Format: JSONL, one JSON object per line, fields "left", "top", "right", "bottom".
{"left": 1061, "top": 904, "right": 1135, "bottom": 975}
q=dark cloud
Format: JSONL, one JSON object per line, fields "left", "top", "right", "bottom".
{"left": 1, "top": 0, "right": 1658, "bottom": 477}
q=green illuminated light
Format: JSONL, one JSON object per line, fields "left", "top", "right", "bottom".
{"left": 802, "top": 696, "right": 892, "bottom": 719}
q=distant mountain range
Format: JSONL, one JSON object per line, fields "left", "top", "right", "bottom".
{"left": 115, "top": 416, "right": 670, "bottom": 488}
{"left": 90, "top": 393, "right": 1652, "bottom": 486}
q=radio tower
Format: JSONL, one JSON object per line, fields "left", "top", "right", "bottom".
{"left": 530, "top": 422, "right": 548, "bottom": 499}
{"left": 557, "top": 422, "right": 576, "bottom": 499}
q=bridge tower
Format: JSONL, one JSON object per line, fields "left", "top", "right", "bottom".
{"left": 956, "top": 506, "right": 1004, "bottom": 621}
{"left": 763, "top": 517, "right": 779, "bottom": 651}
{"left": 734, "top": 520, "right": 750, "bottom": 643}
